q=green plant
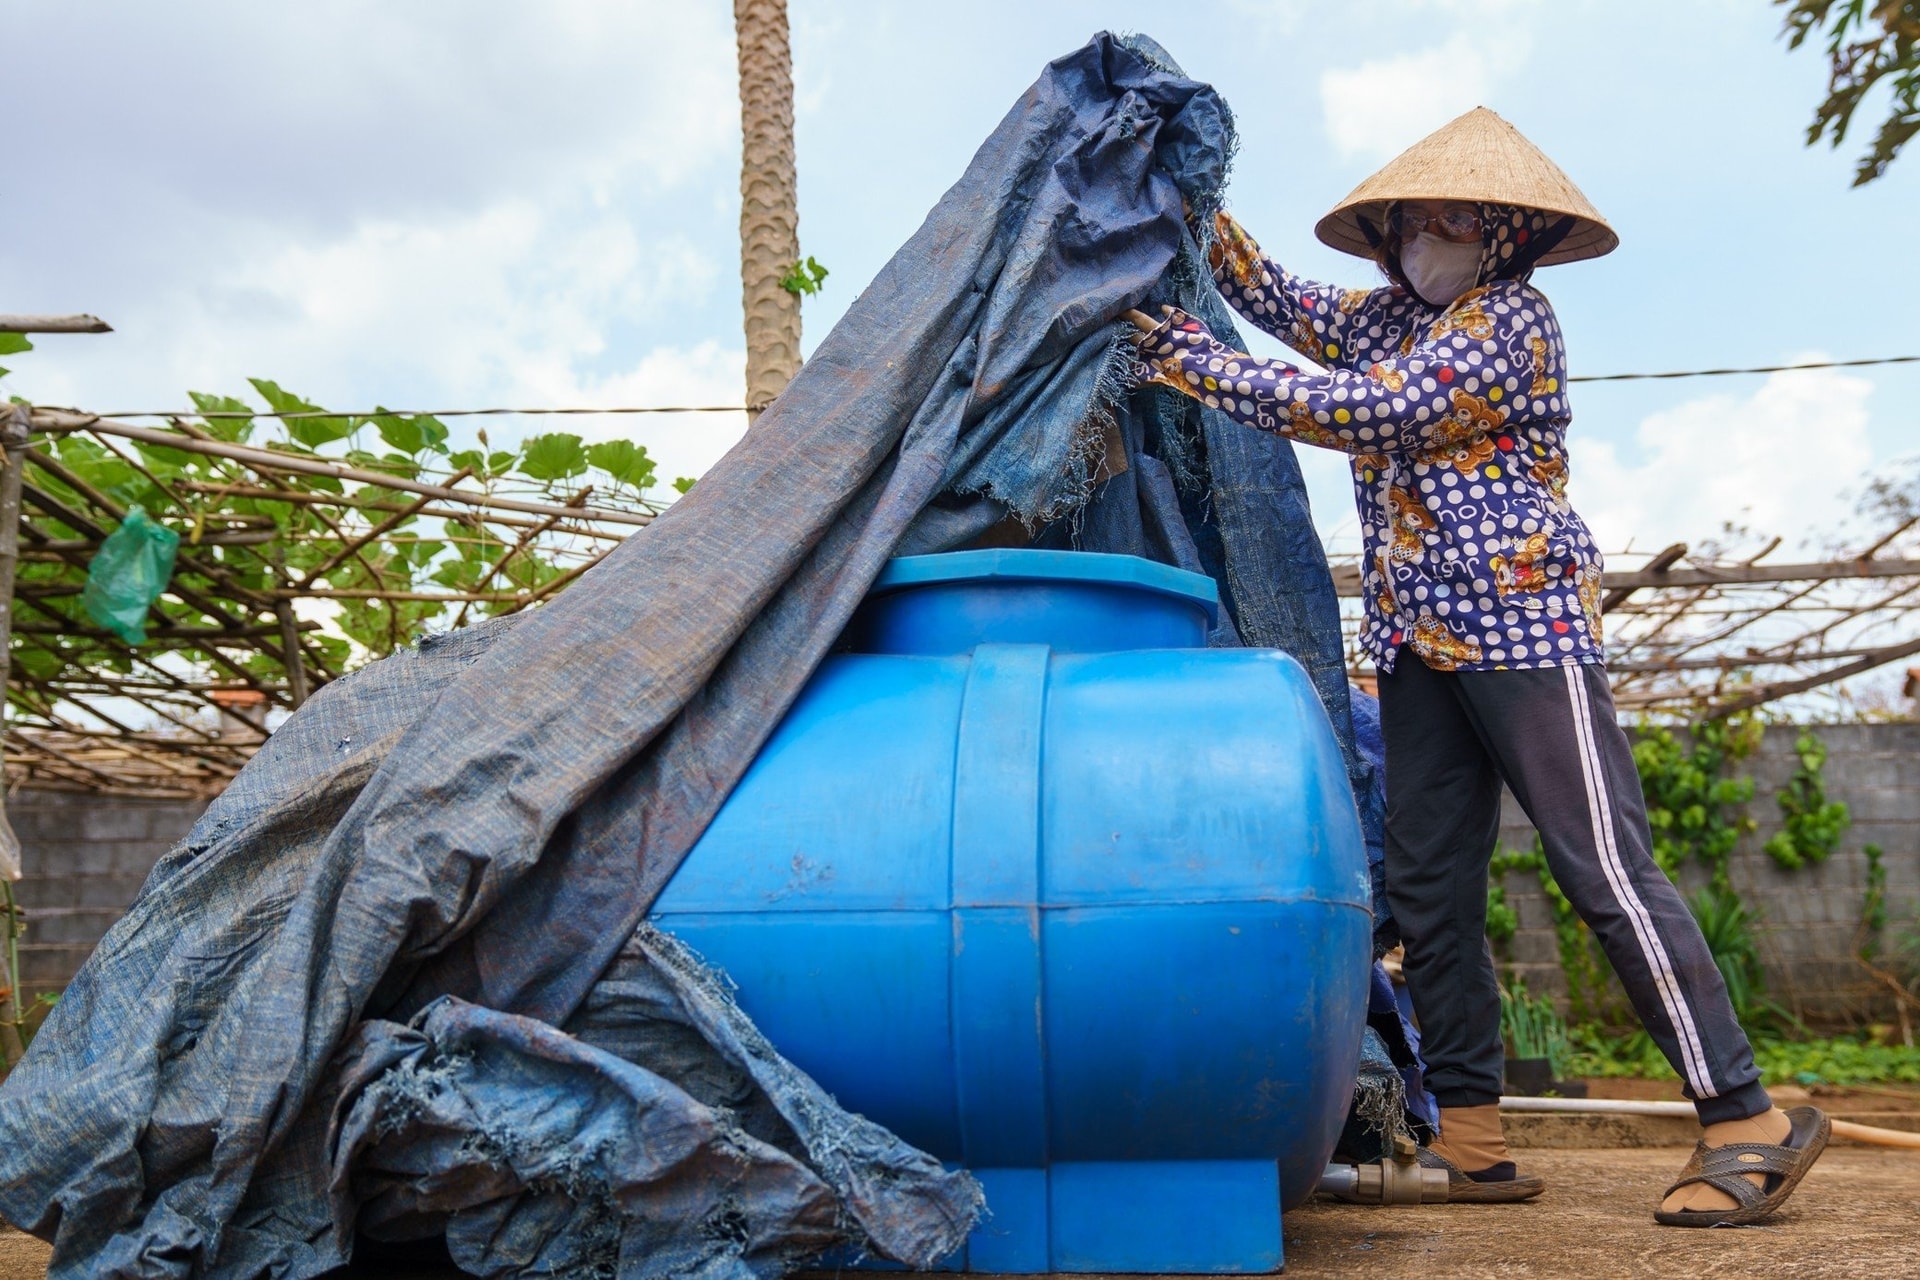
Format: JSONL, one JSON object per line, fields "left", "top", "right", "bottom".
{"left": 779, "top": 255, "right": 830, "bottom": 297}
{"left": 1500, "top": 976, "right": 1571, "bottom": 1076}
{"left": 0, "top": 332, "right": 30, "bottom": 385}
{"left": 1860, "top": 842, "right": 1888, "bottom": 951}
{"left": 1632, "top": 717, "right": 1760, "bottom": 891}
{"left": 1567, "top": 1026, "right": 1920, "bottom": 1086}
{"left": 1491, "top": 841, "right": 1616, "bottom": 1023}
{"left": 0, "top": 374, "right": 683, "bottom": 703}
{"left": 1485, "top": 882, "right": 1518, "bottom": 950}
{"left": 1481, "top": 714, "right": 1909, "bottom": 1071}
{"left": 1763, "top": 730, "right": 1851, "bottom": 869}
{"left": 1565, "top": 1024, "right": 1671, "bottom": 1079}
{"left": 1686, "top": 886, "right": 1779, "bottom": 1031}
{"left": 1855, "top": 842, "right": 1919, "bottom": 1045}
{"left": 1753, "top": 1033, "right": 1920, "bottom": 1086}
{"left": 0, "top": 881, "right": 59, "bottom": 1073}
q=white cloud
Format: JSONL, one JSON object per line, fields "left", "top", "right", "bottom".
{"left": 1318, "top": 34, "right": 1502, "bottom": 161}
{"left": 538, "top": 343, "right": 750, "bottom": 490}
{"left": 0, "top": 0, "right": 746, "bottom": 463}
{"left": 212, "top": 203, "right": 749, "bottom": 491}
{"left": 1570, "top": 365, "right": 1876, "bottom": 556}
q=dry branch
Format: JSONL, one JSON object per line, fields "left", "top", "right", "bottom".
{"left": 0, "top": 315, "right": 111, "bottom": 334}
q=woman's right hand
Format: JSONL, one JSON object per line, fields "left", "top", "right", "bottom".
{"left": 1123, "top": 307, "right": 1166, "bottom": 341}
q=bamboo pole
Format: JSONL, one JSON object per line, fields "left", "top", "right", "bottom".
{"left": 8, "top": 619, "right": 309, "bottom": 640}
{"left": 14, "top": 484, "right": 291, "bottom": 704}
{"left": 0, "top": 408, "right": 27, "bottom": 1062}
{"left": 169, "top": 480, "right": 643, "bottom": 537}
{"left": 1600, "top": 542, "right": 1687, "bottom": 613}
{"left": 1602, "top": 644, "right": 1896, "bottom": 674}
{"left": 0, "top": 315, "right": 111, "bottom": 334}
{"left": 23, "top": 451, "right": 337, "bottom": 691}
{"left": 272, "top": 587, "right": 538, "bottom": 603}
{"left": 1330, "top": 555, "right": 1920, "bottom": 597}
{"left": 1706, "top": 633, "right": 1920, "bottom": 719}
{"left": 274, "top": 599, "right": 309, "bottom": 709}
{"left": 494, "top": 541, "right": 618, "bottom": 615}
{"left": 0, "top": 409, "right": 28, "bottom": 881}
{"left": 449, "top": 485, "right": 589, "bottom": 628}
{"left": 298, "top": 466, "right": 473, "bottom": 586}
{"left": 30, "top": 411, "right": 655, "bottom": 527}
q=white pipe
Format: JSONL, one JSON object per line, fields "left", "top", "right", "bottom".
{"left": 1499, "top": 1094, "right": 1920, "bottom": 1149}
{"left": 1500, "top": 1096, "right": 1693, "bottom": 1116}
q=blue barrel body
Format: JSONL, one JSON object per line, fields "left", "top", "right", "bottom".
{"left": 651, "top": 550, "right": 1370, "bottom": 1273}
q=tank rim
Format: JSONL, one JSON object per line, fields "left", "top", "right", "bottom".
{"left": 871, "top": 549, "right": 1220, "bottom": 625}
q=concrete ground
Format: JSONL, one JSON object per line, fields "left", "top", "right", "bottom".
{"left": 1279, "top": 1146, "right": 1920, "bottom": 1279}
{"left": 2, "top": 1139, "right": 1913, "bottom": 1277}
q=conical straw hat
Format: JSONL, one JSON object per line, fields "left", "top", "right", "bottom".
{"left": 1316, "top": 107, "right": 1617, "bottom": 266}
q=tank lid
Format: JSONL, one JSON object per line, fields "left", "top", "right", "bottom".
{"left": 871, "top": 549, "right": 1219, "bottom": 625}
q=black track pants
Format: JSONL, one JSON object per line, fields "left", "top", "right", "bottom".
{"left": 1378, "top": 651, "right": 1770, "bottom": 1125}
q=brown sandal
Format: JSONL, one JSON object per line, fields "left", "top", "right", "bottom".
{"left": 1416, "top": 1146, "right": 1546, "bottom": 1203}
{"left": 1654, "top": 1105, "right": 1831, "bottom": 1227}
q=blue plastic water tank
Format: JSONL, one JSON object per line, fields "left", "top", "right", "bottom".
{"left": 651, "top": 550, "right": 1370, "bottom": 1274}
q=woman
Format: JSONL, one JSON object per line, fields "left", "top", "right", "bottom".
{"left": 1127, "top": 107, "right": 1827, "bottom": 1225}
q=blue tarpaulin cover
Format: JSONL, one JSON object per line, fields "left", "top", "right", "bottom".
{"left": 0, "top": 34, "right": 1384, "bottom": 1279}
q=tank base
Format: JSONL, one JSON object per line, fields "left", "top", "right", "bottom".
{"left": 851, "top": 1159, "right": 1283, "bottom": 1273}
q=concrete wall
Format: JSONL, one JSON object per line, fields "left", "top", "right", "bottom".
{"left": 1497, "top": 722, "right": 1920, "bottom": 1028}
{"left": 9, "top": 789, "right": 206, "bottom": 1000}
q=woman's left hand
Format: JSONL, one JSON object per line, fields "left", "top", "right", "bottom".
{"left": 1125, "top": 303, "right": 1215, "bottom": 344}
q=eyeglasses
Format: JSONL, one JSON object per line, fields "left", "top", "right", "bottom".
{"left": 1387, "top": 207, "right": 1483, "bottom": 243}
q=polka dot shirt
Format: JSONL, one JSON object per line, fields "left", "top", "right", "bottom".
{"left": 1135, "top": 207, "right": 1605, "bottom": 674}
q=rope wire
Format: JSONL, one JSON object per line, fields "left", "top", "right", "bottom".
{"left": 72, "top": 354, "right": 1920, "bottom": 421}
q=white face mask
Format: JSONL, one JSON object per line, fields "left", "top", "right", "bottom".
{"left": 1399, "top": 232, "right": 1483, "bottom": 307}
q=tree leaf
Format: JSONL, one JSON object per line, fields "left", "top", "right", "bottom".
{"left": 368, "top": 407, "right": 450, "bottom": 456}
{"left": 248, "top": 378, "right": 352, "bottom": 447}
{"left": 517, "top": 433, "right": 587, "bottom": 482}
{"left": 53, "top": 436, "right": 145, "bottom": 507}
{"left": 585, "top": 440, "right": 656, "bottom": 492}
{"left": 188, "top": 391, "right": 256, "bottom": 442}
{"left": 0, "top": 334, "right": 32, "bottom": 356}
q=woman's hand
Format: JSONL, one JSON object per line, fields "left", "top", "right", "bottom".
{"left": 1123, "top": 307, "right": 1164, "bottom": 340}
{"left": 1125, "top": 304, "right": 1214, "bottom": 346}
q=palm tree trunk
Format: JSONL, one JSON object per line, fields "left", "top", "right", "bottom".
{"left": 734, "top": 0, "right": 801, "bottom": 419}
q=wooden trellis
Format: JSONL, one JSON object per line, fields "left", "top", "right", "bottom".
{"left": 1, "top": 307, "right": 1913, "bottom": 803}
{"left": 1330, "top": 512, "right": 1920, "bottom": 720}
{"left": 0, "top": 398, "right": 664, "bottom": 800}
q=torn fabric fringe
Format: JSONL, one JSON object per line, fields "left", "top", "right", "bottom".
{"left": 333, "top": 928, "right": 980, "bottom": 1280}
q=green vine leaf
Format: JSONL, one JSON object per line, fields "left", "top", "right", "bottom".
{"left": 585, "top": 440, "right": 656, "bottom": 493}
{"left": 518, "top": 433, "right": 589, "bottom": 483}
{"left": 188, "top": 391, "right": 257, "bottom": 443}
{"left": 779, "top": 255, "right": 830, "bottom": 297}
{"left": 248, "top": 379, "right": 351, "bottom": 447}
{"left": 1763, "top": 730, "right": 1851, "bottom": 870}
{"left": 367, "top": 407, "right": 450, "bottom": 457}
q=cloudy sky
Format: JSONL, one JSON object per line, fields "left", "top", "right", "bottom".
{"left": 4, "top": 0, "right": 1915, "bottom": 560}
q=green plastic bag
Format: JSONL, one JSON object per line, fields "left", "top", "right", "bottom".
{"left": 82, "top": 506, "right": 181, "bottom": 644}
